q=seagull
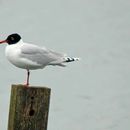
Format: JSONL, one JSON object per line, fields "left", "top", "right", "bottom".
{"left": 0, "top": 33, "right": 79, "bottom": 86}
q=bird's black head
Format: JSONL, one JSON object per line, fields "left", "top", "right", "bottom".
{"left": 6, "top": 33, "right": 21, "bottom": 45}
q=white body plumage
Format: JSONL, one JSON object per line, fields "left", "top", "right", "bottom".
{"left": 5, "top": 39, "right": 79, "bottom": 70}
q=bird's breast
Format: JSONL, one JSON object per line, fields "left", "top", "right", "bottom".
{"left": 5, "top": 44, "right": 43, "bottom": 70}
{"left": 5, "top": 45, "right": 22, "bottom": 66}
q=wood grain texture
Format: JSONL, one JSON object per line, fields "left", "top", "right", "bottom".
{"left": 8, "top": 84, "right": 51, "bottom": 130}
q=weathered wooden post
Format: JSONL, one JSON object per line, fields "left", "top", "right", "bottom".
{"left": 8, "top": 84, "right": 51, "bottom": 130}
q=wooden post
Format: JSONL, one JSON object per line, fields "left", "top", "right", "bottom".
{"left": 8, "top": 84, "right": 51, "bottom": 130}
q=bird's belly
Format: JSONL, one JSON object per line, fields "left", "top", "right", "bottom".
{"left": 9, "top": 57, "right": 44, "bottom": 70}
{"left": 10, "top": 58, "right": 44, "bottom": 70}
{"left": 6, "top": 51, "right": 44, "bottom": 70}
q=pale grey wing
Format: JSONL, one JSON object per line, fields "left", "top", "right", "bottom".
{"left": 21, "top": 43, "right": 48, "bottom": 54}
{"left": 48, "top": 49, "right": 67, "bottom": 58}
{"left": 20, "top": 43, "right": 65, "bottom": 66}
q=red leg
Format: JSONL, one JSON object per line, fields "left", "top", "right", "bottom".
{"left": 25, "top": 70, "right": 30, "bottom": 87}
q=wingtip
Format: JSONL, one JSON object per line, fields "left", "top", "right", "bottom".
{"left": 74, "top": 57, "right": 81, "bottom": 61}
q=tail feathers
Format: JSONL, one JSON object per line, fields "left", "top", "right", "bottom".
{"left": 49, "top": 57, "right": 80, "bottom": 67}
{"left": 64, "top": 57, "right": 80, "bottom": 63}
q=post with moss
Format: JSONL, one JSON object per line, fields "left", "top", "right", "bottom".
{"left": 8, "top": 84, "right": 51, "bottom": 130}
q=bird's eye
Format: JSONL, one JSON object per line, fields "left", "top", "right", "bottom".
{"left": 11, "top": 37, "right": 14, "bottom": 40}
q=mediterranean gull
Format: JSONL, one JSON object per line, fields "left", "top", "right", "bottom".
{"left": 0, "top": 33, "right": 79, "bottom": 86}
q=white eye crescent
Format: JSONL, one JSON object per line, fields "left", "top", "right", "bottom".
{"left": 11, "top": 37, "right": 14, "bottom": 40}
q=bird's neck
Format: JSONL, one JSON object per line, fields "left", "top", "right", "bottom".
{"left": 17, "top": 39, "right": 24, "bottom": 44}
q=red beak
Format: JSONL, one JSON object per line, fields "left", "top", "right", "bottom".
{"left": 0, "top": 40, "right": 7, "bottom": 44}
